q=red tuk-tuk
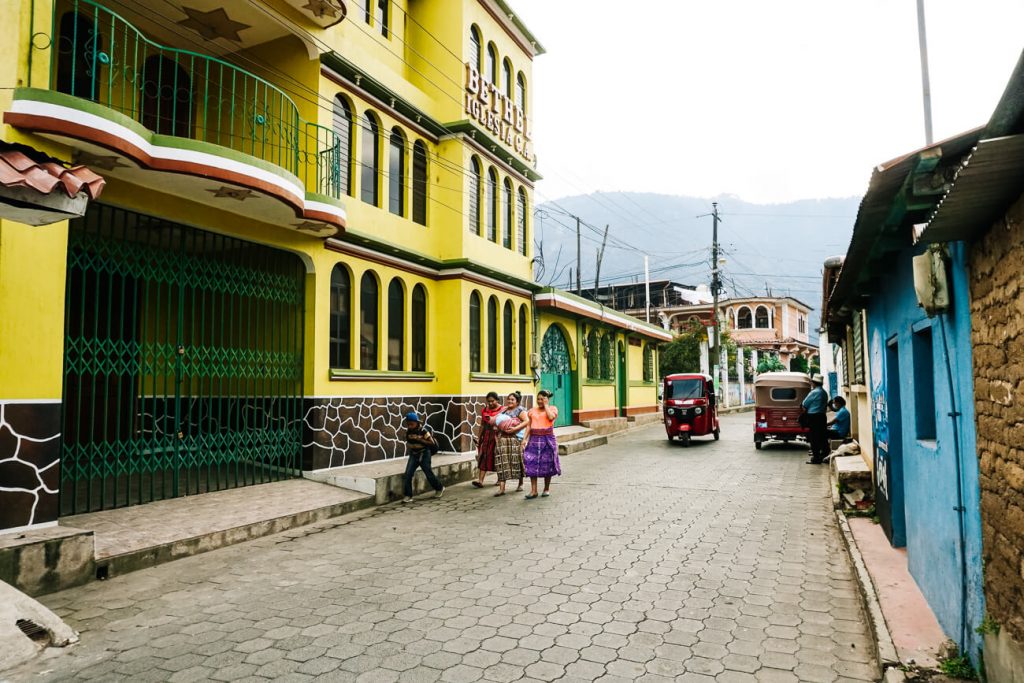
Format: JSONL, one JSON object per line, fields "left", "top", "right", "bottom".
{"left": 662, "top": 373, "right": 720, "bottom": 446}
{"left": 753, "top": 372, "right": 812, "bottom": 449}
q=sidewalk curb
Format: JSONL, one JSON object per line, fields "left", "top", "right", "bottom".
{"left": 834, "top": 509, "right": 901, "bottom": 671}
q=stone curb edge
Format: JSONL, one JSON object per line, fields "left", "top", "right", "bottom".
{"left": 833, "top": 508, "right": 902, "bottom": 674}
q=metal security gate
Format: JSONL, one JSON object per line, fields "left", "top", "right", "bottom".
{"left": 61, "top": 205, "right": 305, "bottom": 515}
{"left": 540, "top": 326, "right": 573, "bottom": 427}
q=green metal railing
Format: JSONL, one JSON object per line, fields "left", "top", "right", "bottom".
{"left": 50, "top": 0, "right": 340, "bottom": 198}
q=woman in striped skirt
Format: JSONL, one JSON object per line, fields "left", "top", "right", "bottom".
{"left": 493, "top": 392, "right": 526, "bottom": 495}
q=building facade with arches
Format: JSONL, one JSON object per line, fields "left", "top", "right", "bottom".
{"left": 0, "top": 0, "right": 667, "bottom": 534}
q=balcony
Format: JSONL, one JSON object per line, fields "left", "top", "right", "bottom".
{"left": 6, "top": 0, "right": 346, "bottom": 234}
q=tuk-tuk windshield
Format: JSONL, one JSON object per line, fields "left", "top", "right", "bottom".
{"left": 665, "top": 378, "right": 704, "bottom": 400}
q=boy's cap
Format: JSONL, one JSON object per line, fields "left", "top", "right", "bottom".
{"left": 405, "top": 412, "right": 420, "bottom": 422}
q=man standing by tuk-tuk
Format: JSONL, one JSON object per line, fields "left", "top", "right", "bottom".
{"left": 802, "top": 374, "right": 829, "bottom": 464}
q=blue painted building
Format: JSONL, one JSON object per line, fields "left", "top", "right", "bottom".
{"left": 826, "top": 132, "right": 987, "bottom": 661}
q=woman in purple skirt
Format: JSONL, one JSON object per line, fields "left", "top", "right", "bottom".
{"left": 523, "top": 390, "right": 561, "bottom": 499}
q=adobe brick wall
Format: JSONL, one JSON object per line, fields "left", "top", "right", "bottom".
{"left": 969, "top": 191, "right": 1024, "bottom": 642}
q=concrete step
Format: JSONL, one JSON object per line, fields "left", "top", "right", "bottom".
{"left": 558, "top": 434, "right": 608, "bottom": 456}
{"left": 627, "top": 412, "right": 662, "bottom": 427}
{"left": 580, "top": 417, "right": 629, "bottom": 435}
{"left": 553, "top": 425, "right": 595, "bottom": 443}
{"left": 307, "top": 453, "right": 477, "bottom": 504}
{"left": 831, "top": 454, "right": 873, "bottom": 510}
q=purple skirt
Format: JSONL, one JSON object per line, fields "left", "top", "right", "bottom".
{"left": 523, "top": 428, "right": 560, "bottom": 478}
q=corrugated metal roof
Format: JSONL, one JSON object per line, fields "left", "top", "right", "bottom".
{"left": 827, "top": 128, "right": 982, "bottom": 321}
{"left": 919, "top": 134, "right": 1024, "bottom": 243}
{"left": 0, "top": 147, "right": 105, "bottom": 200}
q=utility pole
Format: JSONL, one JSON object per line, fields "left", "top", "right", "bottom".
{"left": 575, "top": 216, "right": 582, "bottom": 296}
{"left": 593, "top": 224, "right": 609, "bottom": 293}
{"left": 710, "top": 202, "right": 721, "bottom": 386}
{"left": 916, "top": 0, "right": 934, "bottom": 145}
{"left": 644, "top": 255, "right": 651, "bottom": 323}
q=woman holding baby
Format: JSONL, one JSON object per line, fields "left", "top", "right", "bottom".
{"left": 492, "top": 391, "right": 527, "bottom": 496}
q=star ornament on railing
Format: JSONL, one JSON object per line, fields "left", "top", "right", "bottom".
{"left": 294, "top": 221, "right": 331, "bottom": 234}
{"left": 303, "top": 0, "right": 343, "bottom": 19}
{"left": 177, "top": 7, "right": 251, "bottom": 42}
{"left": 207, "top": 186, "right": 256, "bottom": 201}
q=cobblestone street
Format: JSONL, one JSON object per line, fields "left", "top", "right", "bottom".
{"left": 6, "top": 413, "right": 880, "bottom": 683}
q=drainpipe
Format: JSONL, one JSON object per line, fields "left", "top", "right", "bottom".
{"left": 531, "top": 293, "right": 540, "bottom": 385}
{"left": 937, "top": 311, "right": 969, "bottom": 650}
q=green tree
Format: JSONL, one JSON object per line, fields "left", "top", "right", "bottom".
{"left": 756, "top": 355, "right": 786, "bottom": 373}
{"left": 659, "top": 319, "right": 733, "bottom": 378}
{"left": 790, "top": 355, "right": 809, "bottom": 373}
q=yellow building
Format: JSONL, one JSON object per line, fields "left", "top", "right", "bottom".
{"left": 0, "top": 0, "right": 667, "bottom": 533}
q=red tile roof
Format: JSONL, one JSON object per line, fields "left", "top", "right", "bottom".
{"left": 0, "top": 147, "right": 105, "bottom": 200}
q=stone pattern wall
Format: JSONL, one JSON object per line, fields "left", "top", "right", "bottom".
{"left": 0, "top": 401, "right": 61, "bottom": 530}
{"left": 302, "top": 395, "right": 532, "bottom": 470}
{"left": 969, "top": 192, "right": 1024, "bottom": 641}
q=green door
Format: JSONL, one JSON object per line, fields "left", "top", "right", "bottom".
{"left": 540, "top": 326, "right": 573, "bottom": 427}
{"left": 61, "top": 205, "right": 305, "bottom": 514}
{"left": 616, "top": 341, "right": 627, "bottom": 416}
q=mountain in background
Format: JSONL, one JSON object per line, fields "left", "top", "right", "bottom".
{"left": 534, "top": 192, "right": 861, "bottom": 340}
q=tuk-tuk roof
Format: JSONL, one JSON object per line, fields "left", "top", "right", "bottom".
{"left": 664, "top": 373, "right": 712, "bottom": 382}
{"left": 752, "top": 372, "right": 813, "bottom": 388}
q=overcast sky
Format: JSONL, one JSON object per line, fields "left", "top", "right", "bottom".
{"left": 510, "top": 0, "right": 1024, "bottom": 205}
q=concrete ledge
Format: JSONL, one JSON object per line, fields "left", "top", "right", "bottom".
{"left": 99, "top": 494, "right": 375, "bottom": 579}
{"left": 0, "top": 526, "right": 95, "bottom": 598}
{"left": 307, "top": 453, "right": 478, "bottom": 504}
{"left": 579, "top": 417, "right": 628, "bottom": 435}
{"left": 834, "top": 510, "right": 900, "bottom": 670}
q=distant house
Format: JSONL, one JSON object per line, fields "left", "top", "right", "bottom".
{"left": 582, "top": 281, "right": 816, "bottom": 376}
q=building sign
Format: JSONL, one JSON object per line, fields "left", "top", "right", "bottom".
{"left": 464, "top": 64, "right": 533, "bottom": 162}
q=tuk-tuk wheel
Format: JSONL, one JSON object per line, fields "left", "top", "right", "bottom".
{"left": 713, "top": 428, "right": 720, "bottom": 441}
{"left": 681, "top": 434, "right": 691, "bottom": 447}
{"left": 754, "top": 441, "right": 762, "bottom": 450}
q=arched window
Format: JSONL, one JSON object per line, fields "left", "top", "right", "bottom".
{"left": 360, "top": 112, "right": 380, "bottom": 206}
{"left": 412, "top": 285, "right": 427, "bottom": 372}
{"left": 469, "top": 157, "right": 481, "bottom": 235}
{"left": 487, "top": 296, "right": 498, "bottom": 373}
{"left": 469, "top": 25, "right": 482, "bottom": 71}
{"left": 503, "top": 178, "right": 513, "bottom": 249}
{"left": 502, "top": 301, "right": 513, "bottom": 374}
{"left": 502, "top": 59, "right": 513, "bottom": 98}
{"left": 738, "top": 306, "right": 752, "bottom": 329}
{"left": 516, "top": 72, "right": 527, "bottom": 113}
{"left": 469, "top": 291, "right": 481, "bottom": 372}
{"left": 586, "top": 330, "right": 599, "bottom": 379}
{"left": 412, "top": 141, "right": 427, "bottom": 226}
{"left": 517, "top": 188, "right": 528, "bottom": 256}
{"left": 519, "top": 305, "right": 528, "bottom": 374}
{"left": 387, "top": 278, "right": 404, "bottom": 370}
{"left": 329, "top": 264, "right": 351, "bottom": 369}
{"left": 388, "top": 128, "right": 405, "bottom": 216}
{"left": 643, "top": 344, "right": 654, "bottom": 382}
{"left": 755, "top": 305, "right": 770, "bottom": 329}
{"left": 56, "top": 12, "right": 101, "bottom": 100}
{"left": 332, "top": 96, "right": 354, "bottom": 196}
{"left": 486, "top": 43, "right": 498, "bottom": 84}
{"left": 142, "top": 55, "right": 191, "bottom": 137}
{"left": 599, "top": 334, "right": 612, "bottom": 380}
{"left": 359, "top": 272, "right": 379, "bottom": 370}
{"left": 486, "top": 167, "right": 497, "bottom": 242}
